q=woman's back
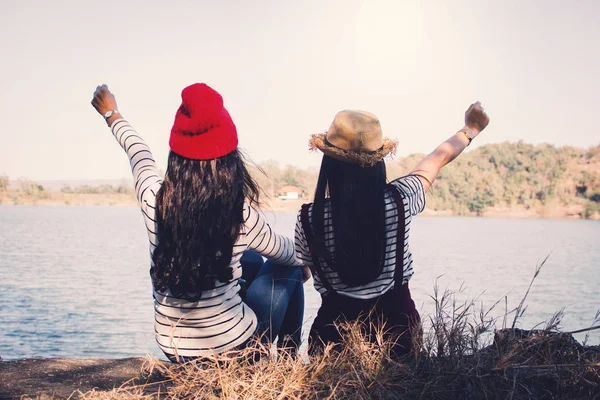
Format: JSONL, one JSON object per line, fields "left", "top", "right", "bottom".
{"left": 94, "top": 84, "right": 302, "bottom": 360}
{"left": 296, "top": 104, "right": 489, "bottom": 357}
{"left": 295, "top": 174, "right": 425, "bottom": 299}
{"left": 111, "top": 119, "right": 299, "bottom": 358}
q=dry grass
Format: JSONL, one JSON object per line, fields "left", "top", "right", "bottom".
{"left": 70, "top": 323, "right": 599, "bottom": 399}
{"left": 44, "top": 260, "right": 600, "bottom": 399}
{"left": 67, "top": 323, "right": 599, "bottom": 400}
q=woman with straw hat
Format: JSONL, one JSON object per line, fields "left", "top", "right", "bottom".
{"left": 91, "top": 83, "right": 306, "bottom": 362}
{"left": 296, "top": 103, "right": 490, "bottom": 356}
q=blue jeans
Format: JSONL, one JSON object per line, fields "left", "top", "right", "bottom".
{"left": 242, "top": 251, "right": 305, "bottom": 351}
{"left": 165, "top": 251, "right": 304, "bottom": 363}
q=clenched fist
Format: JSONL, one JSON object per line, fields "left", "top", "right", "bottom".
{"left": 464, "top": 101, "right": 490, "bottom": 135}
{"left": 91, "top": 84, "right": 119, "bottom": 122}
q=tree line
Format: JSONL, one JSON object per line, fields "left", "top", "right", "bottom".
{"left": 2, "top": 142, "right": 599, "bottom": 217}
{"left": 248, "top": 142, "right": 600, "bottom": 218}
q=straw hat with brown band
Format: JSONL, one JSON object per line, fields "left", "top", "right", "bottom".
{"left": 308, "top": 110, "right": 398, "bottom": 167}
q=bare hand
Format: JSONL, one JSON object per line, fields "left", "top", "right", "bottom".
{"left": 302, "top": 265, "right": 312, "bottom": 283}
{"left": 91, "top": 84, "right": 118, "bottom": 117}
{"left": 464, "top": 101, "right": 490, "bottom": 135}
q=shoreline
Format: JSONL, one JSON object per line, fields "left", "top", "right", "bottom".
{"left": 1, "top": 192, "right": 598, "bottom": 220}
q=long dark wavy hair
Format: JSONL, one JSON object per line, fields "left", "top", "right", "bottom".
{"left": 311, "top": 155, "right": 388, "bottom": 287}
{"left": 151, "top": 149, "right": 260, "bottom": 301}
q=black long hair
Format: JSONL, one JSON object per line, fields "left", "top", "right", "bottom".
{"left": 311, "top": 155, "right": 388, "bottom": 287}
{"left": 151, "top": 149, "right": 260, "bottom": 301}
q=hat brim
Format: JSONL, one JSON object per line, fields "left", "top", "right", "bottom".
{"left": 308, "top": 133, "right": 398, "bottom": 167}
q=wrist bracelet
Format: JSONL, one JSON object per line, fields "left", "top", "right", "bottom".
{"left": 458, "top": 128, "right": 474, "bottom": 145}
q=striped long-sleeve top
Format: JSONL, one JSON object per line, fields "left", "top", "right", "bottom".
{"left": 110, "top": 119, "right": 301, "bottom": 358}
{"left": 294, "top": 175, "right": 426, "bottom": 299}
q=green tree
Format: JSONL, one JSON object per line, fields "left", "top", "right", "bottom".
{"left": 467, "top": 189, "right": 495, "bottom": 215}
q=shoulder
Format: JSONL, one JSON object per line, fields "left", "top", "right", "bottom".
{"left": 389, "top": 174, "right": 425, "bottom": 196}
{"left": 298, "top": 202, "right": 313, "bottom": 215}
{"left": 296, "top": 203, "right": 313, "bottom": 226}
{"left": 297, "top": 202, "right": 318, "bottom": 223}
{"left": 243, "top": 201, "right": 251, "bottom": 221}
{"left": 388, "top": 175, "right": 426, "bottom": 216}
{"left": 243, "top": 201, "right": 262, "bottom": 224}
{"left": 295, "top": 204, "right": 314, "bottom": 244}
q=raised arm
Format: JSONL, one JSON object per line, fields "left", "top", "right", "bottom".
{"left": 91, "top": 85, "right": 162, "bottom": 205}
{"left": 411, "top": 102, "right": 490, "bottom": 192}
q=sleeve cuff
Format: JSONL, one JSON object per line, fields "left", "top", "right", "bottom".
{"left": 109, "top": 118, "right": 127, "bottom": 130}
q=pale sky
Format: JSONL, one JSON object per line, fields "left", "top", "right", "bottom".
{"left": 0, "top": 0, "right": 598, "bottom": 180}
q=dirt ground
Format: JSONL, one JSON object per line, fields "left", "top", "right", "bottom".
{"left": 0, "top": 357, "right": 168, "bottom": 399}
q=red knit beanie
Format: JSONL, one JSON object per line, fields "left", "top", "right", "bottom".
{"left": 169, "top": 83, "right": 238, "bottom": 160}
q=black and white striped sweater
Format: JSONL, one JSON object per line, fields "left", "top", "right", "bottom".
{"left": 294, "top": 175, "right": 426, "bottom": 299}
{"left": 110, "top": 119, "right": 301, "bottom": 358}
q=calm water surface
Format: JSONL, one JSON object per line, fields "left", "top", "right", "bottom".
{"left": 0, "top": 206, "right": 598, "bottom": 361}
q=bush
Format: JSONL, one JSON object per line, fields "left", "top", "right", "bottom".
{"left": 584, "top": 202, "right": 600, "bottom": 219}
{"left": 61, "top": 184, "right": 134, "bottom": 195}
{"left": 19, "top": 179, "right": 48, "bottom": 200}
{"left": 0, "top": 174, "right": 8, "bottom": 191}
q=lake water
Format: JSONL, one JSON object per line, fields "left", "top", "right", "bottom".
{"left": 0, "top": 206, "right": 598, "bottom": 361}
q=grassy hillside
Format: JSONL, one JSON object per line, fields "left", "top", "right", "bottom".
{"left": 2, "top": 142, "right": 599, "bottom": 219}
{"left": 250, "top": 142, "right": 600, "bottom": 219}
{"left": 389, "top": 142, "right": 600, "bottom": 218}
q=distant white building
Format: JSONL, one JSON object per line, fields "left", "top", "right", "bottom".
{"left": 276, "top": 185, "right": 303, "bottom": 200}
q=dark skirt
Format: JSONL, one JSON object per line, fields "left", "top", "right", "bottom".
{"left": 309, "top": 282, "right": 421, "bottom": 358}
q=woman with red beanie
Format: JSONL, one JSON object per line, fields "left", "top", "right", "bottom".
{"left": 296, "top": 105, "right": 489, "bottom": 357}
{"left": 91, "top": 83, "right": 306, "bottom": 362}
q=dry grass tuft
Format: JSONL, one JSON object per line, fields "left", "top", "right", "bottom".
{"left": 69, "top": 260, "right": 600, "bottom": 399}
{"left": 70, "top": 319, "right": 599, "bottom": 400}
